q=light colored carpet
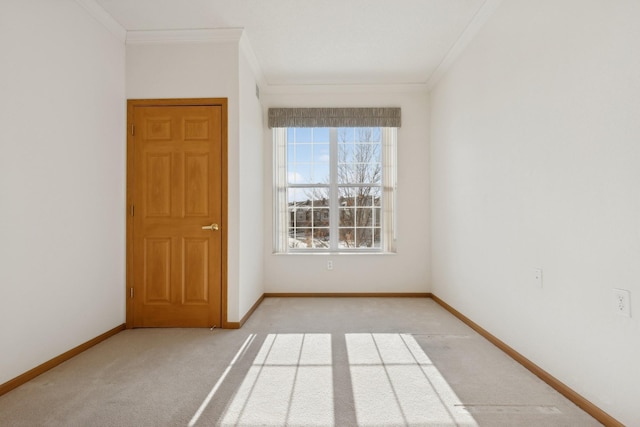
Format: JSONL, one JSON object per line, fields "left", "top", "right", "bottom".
{"left": 0, "top": 298, "right": 601, "bottom": 426}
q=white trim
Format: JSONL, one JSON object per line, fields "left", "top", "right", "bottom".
{"left": 262, "top": 83, "right": 429, "bottom": 96}
{"left": 74, "top": 0, "right": 126, "bottom": 42}
{"left": 426, "top": 0, "right": 504, "bottom": 89}
{"left": 273, "top": 128, "right": 288, "bottom": 253}
{"left": 328, "top": 128, "right": 339, "bottom": 251}
{"left": 126, "top": 28, "right": 244, "bottom": 45}
{"left": 274, "top": 127, "right": 396, "bottom": 253}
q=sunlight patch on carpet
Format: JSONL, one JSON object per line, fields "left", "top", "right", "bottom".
{"left": 220, "top": 333, "right": 334, "bottom": 426}
{"left": 346, "top": 333, "right": 478, "bottom": 426}
{"left": 214, "top": 332, "right": 478, "bottom": 426}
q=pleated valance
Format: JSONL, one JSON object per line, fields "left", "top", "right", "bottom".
{"left": 268, "top": 107, "right": 401, "bottom": 128}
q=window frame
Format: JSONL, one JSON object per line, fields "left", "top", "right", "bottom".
{"left": 273, "top": 126, "right": 397, "bottom": 254}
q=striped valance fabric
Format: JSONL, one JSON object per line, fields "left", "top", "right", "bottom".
{"left": 268, "top": 107, "right": 401, "bottom": 128}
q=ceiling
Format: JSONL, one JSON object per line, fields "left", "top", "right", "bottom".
{"left": 94, "top": 0, "right": 490, "bottom": 86}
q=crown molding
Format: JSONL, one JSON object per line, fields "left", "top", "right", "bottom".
{"left": 261, "top": 82, "right": 429, "bottom": 96}
{"left": 126, "top": 28, "right": 244, "bottom": 45}
{"left": 426, "top": 0, "right": 504, "bottom": 90}
{"left": 74, "top": 0, "right": 126, "bottom": 42}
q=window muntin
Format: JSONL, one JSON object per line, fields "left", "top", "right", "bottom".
{"left": 275, "top": 126, "right": 396, "bottom": 253}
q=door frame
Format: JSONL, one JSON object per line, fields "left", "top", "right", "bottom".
{"left": 125, "top": 98, "right": 228, "bottom": 329}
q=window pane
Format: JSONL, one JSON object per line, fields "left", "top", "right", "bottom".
{"left": 358, "top": 227, "right": 381, "bottom": 248}
{"left": 313, "top": 128, "right": 330, "bottom": 142}
{"left": 338, "top": 225, "right": 381, "bottom": 248}
{"left": 288, "top": 228, "right": 331, "bottom": 249}
{"left": 337, "top": 129, "right": 382, "bottom": 185}
{"left": 339, "top": 207, "right": 354, "bottom": 227}
{"left": 338, "top": 227, "right": 381, "bottom": 249}
{"left": 313, "top": 143, "right": 330, "bottom": 162}
{"left": 338, "top": 141, "right": 354, "bottom": 164}
{"left": 311, "top": 143, "right": 330, "bottom": 183}
{"left": 287, "top": 186, "right": 330, "bottom": 249}
{"left": 355, "top": 127, "right": 381, "bottom": 142}
{"left": 337, "top": 127, "right": 355, "bottom": 143}
{"left": 288, "top": 128, "right": 330, "bottom": 184}
{"left": 295, "top": 128, "right": 312, "bottom": 142}
{"left": 288, "top": 163, "right": 311, "bottom": 184}
{"left": 292, "top": 143, "right": 312, "bottom": 163}
{"left": 290, "top": 162, "right": 320, "bottom": 183}
{"left": 338, "top": 186, "right": 381, "bottom": 249}
{"left": 338, "top": 186, "right": 381, "bottom": 206}
{"left": 313, "top": 208, "right": 330, "bottom": 227}
{"left": 355, "top": 207, "right": 374, "bottom": 227}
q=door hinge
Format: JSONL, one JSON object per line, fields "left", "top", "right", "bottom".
{"left": 130, "top": 287, "right": 134, "bottom": 299}
{"left": 130, "top": 205, "right": 134, "bottom": 216}
{"left": 131, "top": 123, "right": 135, "bottom": 136}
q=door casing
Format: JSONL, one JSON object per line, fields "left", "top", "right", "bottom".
{"left": 125, "top": 98, "right": 229, "bottom": 328}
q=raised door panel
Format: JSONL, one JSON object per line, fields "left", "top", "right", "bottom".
{"left": 145, "top": 117, "right": 172, "bottom": 141}
{"left": 184, "top": 153, "right": 209, "bottom": 217}
{"left": 182, "top": 238, "right": 209, "bottom": 304}
{"left": 145, "top": 153, "right": 172, "bottom": 217}
{"left": 184, "top": 117, "right": 210, "bottom": 141}
{"left": 143, "top": 238, "right": 171, "bottom": 304}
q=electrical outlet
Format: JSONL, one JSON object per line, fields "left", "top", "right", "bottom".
{"left": 533, "top": 268, "right": 543, "bottom": 288}
{"left": 612, "top": 289, "right": 631, "bottom": 317}
{"left": 327, "top": 260, "right": 333, "bottom": 271}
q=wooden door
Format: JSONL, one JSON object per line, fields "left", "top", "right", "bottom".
{"left": 127, "top": 100, "right": 226, "bottom": 328}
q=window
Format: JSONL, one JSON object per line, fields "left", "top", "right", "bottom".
{"left": 270, "top": 108, "right": 399, "bottom": 253}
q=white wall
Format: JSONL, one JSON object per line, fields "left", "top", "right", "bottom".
{"left": 126, "top": 42, "right": 238, "bottom": 101}
{"left": 0, "top": 0, "right": 126, "bottom": 384}
{"left": 262, "top": 87, "right": 430, "bottom": 293}
{"left": 430, "top": 0, "right": 640, "bottom": 424}
{"left": 237, "top": 40, "right": 265, "bottom": 317}
{"left": 127, "top": 39, "right": 264, "bottom": 322}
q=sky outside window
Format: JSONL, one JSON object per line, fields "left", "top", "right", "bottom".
{"left": 287, "top": 128, "right": 331, "bottom": 185}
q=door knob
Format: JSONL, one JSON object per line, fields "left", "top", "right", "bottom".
{"left": 202, "top": 223, "right": 219, "bottom": 231}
